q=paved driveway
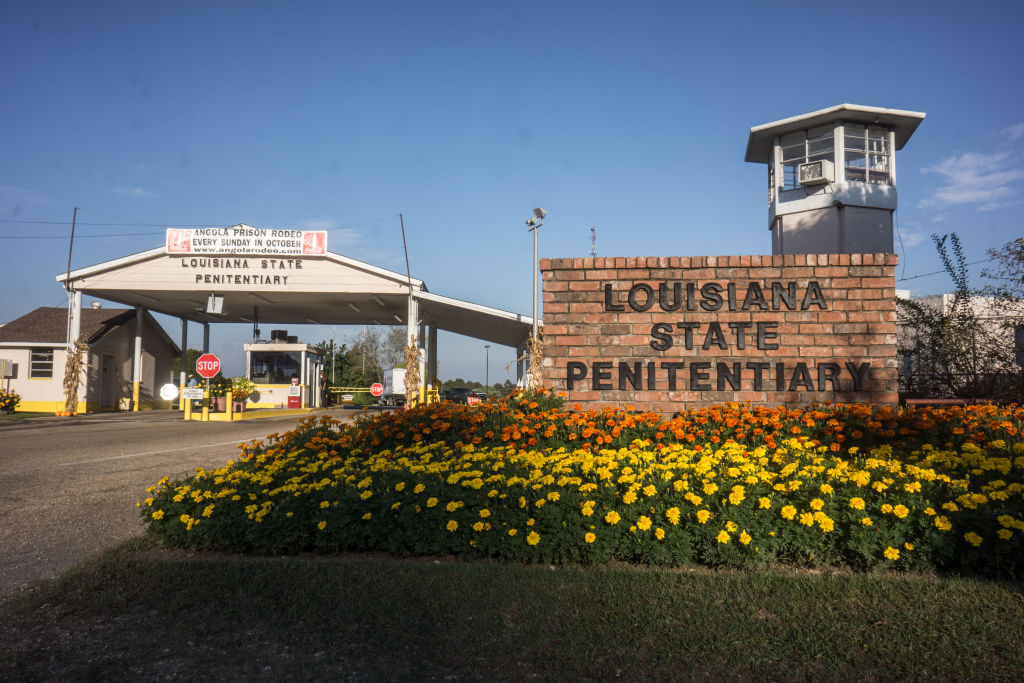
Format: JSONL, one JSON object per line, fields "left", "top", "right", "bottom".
{"left": 0, "top": 409, "right": 358, "bottom": 597}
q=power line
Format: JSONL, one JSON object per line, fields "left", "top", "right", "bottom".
{"left": 896, "top": 257, "right": 994, "bottom": 282}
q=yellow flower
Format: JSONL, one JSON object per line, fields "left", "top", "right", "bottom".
{"left": 728, "top": 486, "right": 745, "bottom": 505}
{"left": 848, "top": 497, "right": 865, "bottom": 510}
{"left": 479, "top": 509, "right": 491, "bottom": 518}
{"left": 320, "top": 500, "right": 330, "bottom": 509}
{"left": 519, "top": 496, "right": 527, "bottom": 508}
{"left": 923, "top": 507, "right": 936, "bottom": 516}
{"left": 414, "top": 483, "right": 425, "bottom": 494}
{"left": 820, "top": 484, "right": 833, "bottom": 495}
{"left": 934, "top": 516, "right": 953, "bottom": 532}
{"left": 318, "top": 521, "right": 327, "bottom": 530}
{"left": 703, "top": 482, "right": 719, "bottom": 495}
{"left": 395, "top": 481, "right": 406, "bottom": 492}
{"left": 655, "top": 528, "right": 665, "bottom": 541}
{"left": 780, "top": 505, "right": 797, "bottom": 520}
{"left": 726, "top": 521, "right": 738, "bottom": 533}
{"left": 547, "top": 491, "right": 560, "bottom": 502}
{"left": 151, "top": 509, "right": 165, "bottom": 520}
{"left": 585, "top": 532, "right": 596, "bottom": 543}
{"left": 893, "top": 504, "right": 909, "bottom": 519}
{"left": 739, "top": 531, "right": 752, "bottom": 545}
{"left": 809, "top": 498, "right": 824, "bottom": 511}
{"left": 508, "top": 528, "right": 518, "bottom": 536}
{"left": 880, "top": 503, "right": 893, "bottom": 514}
{"left": 758, "top": 497, "right": 771, "bottom": 509}
{"left": 426, "top": 497, "right": 438, "bottom": 508}
{"left": 535, "top": 499, "right": 546, "bottom": 508}
{"left": 202, "top": 504, "right": 215, "bottom": 518}
{"left": 964, "top": 531, "right": 983, "bottom": 547}
{"left": 622, "top": 490, "right": 638, "bottom": 505}
{"left": 362, "top": 513, "right": 372, "bottom": 520}
{"left": 717, "top": 530, "right": 730, "bottom": 544}
{"left": 472, "top": 522, "right": 485, "bottom": 532}
{"left": 861, "top": 517, "right": 873, "bottom": 526}
{"left": 666, "top": 507, "right": 681, "bottom": 525}
{"left": 527, "top": 531, "right": 541, "bottom": 546}
{"left": 526, "top": 518, "right": 535, "bottom": 526}
{"left": 637, "top": 515, "right": 652, "bottom": 531}
{"left": 446, "top": 520, "right": 459, "bottom": 532}
{"left": 998, "top": 529, "right": 1013, "bottom": 540}
{"left": 696, "top": 509, "right": 712, "bottom": 524}
{"left": 884, "top": 546, "right": 900, "bottom": 561}
{"left": 605, "top": 510, "right": 621, "bottom": 525}
{"left": 904, "top": 542, "right": 914, "bottom": 550}
{"left": 581, "top": 501, "right": 595, "bottom": 516}
{"left": 446, "top": 501, "right": 462, "bottom": 512}
{"left": 799, "top": 512, "right": 815, "bottom": 527}
{"left": 359, "top": 490, "right": 373, "bottom": 500}
{"left": 643, "top": 484, "right": 657, "bottom": 497}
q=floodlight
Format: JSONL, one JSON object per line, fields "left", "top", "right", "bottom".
{"left": 533, "top": 208, "right": 547, "bottom": 219}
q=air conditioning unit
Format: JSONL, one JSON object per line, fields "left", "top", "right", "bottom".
{"left": 798, "top": 159, "right": 834, "bottom": 186}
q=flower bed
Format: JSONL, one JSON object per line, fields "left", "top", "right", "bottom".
{"left": 141, "top": 395, "right": 1024, "bottom": 577}
{"left": 0, "top": 388, "right": 20, "bottom": 413}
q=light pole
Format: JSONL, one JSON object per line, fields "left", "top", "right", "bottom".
{"left": 525, "top": 208, "right": 547, "bottom": 344}
{"left": 484, "top": 344, "right": 490, "bottom": 392}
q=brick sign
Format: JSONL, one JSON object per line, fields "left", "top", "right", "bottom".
{"left": 541, "top": 253, "right": 898, "bottom": 413}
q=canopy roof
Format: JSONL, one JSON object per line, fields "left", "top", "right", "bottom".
{"left": 57, "top": 239, "right": 535, "bottom": 349}
{"left": 745, "top": 104, "right": 926, "bottom": 164}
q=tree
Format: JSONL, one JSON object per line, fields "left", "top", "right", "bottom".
{"left": 173, "top": 349, "right": 204, "bottom": 378}
{"left": 981, "top": 237, "right": 1024, "bottom": 304}
{"left": 382, "top": 326, "right": 406, "bottom": 369}
{"left": 897, "top": 234, "right": 1024, "bottom": 400}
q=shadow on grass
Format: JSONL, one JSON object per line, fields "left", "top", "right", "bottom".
{"left": 2, "top": 537, "right": 1023, "bottom": 680}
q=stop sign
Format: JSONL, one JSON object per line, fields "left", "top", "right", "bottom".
{"left": 195, "top": 353, "right": 221, "bottom": 379}
{"left": 370, "top": 383, "right": 384, "bottom": 397}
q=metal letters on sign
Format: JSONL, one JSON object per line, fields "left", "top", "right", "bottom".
{"left": 370, "top": 383, "right": 384, "bottom": 397}
{"left": 195, "top": 353, "right": 221, "bottom": 379}
{"left": 166, "top": 227, "right": 328, "bottom": 256}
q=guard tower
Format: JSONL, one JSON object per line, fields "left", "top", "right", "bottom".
{"left": 745, "top": 104, "right": 925, "bottom": 254}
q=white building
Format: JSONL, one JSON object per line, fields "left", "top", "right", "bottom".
{"left": 0, "top": 306, "right": 179, "bottom": 413}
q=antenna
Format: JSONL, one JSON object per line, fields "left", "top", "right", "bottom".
{"left": 589, "top": 226, "right": 597, "bottom": 257}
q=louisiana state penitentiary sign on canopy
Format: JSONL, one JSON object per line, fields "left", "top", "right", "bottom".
{"left": 540, "top": 253, "right": 898, "bottom": 413}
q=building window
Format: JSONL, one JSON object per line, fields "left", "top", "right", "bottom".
{"left": 250, "top": 351, "right": 302, "bottom": 384}
{"left": 844, "top": 123, "right": 890, "bottom": 184}
{"left": 30, "top": 348, "right": 54, "bottom": 378}
{"left": 780, "top": 125, "right": 834, "bottom": 190}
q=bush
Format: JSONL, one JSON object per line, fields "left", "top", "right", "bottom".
{"left": 0, "top": 388, "right": 20, "bottom": 412}
{"left": 142, "top": 398, "right": 1024, "bottom": 578}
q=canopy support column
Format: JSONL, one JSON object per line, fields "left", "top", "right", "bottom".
{"left": 179, "top": 320, "right": 188, "bottom": 410}
{"left": 202, "top": 322, "right": 210, "bottom": 353}
{"left": 132, "top": 306, "right": 144, "bottom": 412}
{"left": 427, "top": 325, "right": 437, "bottom": 388}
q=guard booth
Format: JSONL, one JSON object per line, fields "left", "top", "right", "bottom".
{"left": 244, "top": 331, "right": 324, "bottom": 409}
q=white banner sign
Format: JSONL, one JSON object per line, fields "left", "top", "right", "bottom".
{"left": 182, "top": 387, "right": 205, "bottom": 400}
{"left": 166, "top": 227, "right": 327, "bottom": 256}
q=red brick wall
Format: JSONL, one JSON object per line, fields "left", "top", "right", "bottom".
{"left": 540, "top": 253, "right": 898, "bottom": 413}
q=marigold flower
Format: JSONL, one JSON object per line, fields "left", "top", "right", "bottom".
{"left": 318, "top": 521, "right": 327, "bottom": 530}
{"left": 964, "top": 531, "right": 983, "bottom": 547}
{"left": 151, "top": 509, "right": 165, "bottom": 520}
{"left": 780, "top": 505, "right": 797, "bottom": 520}
{"left": 637, "top": 515, "right": 652, "bottom": 531}
{"left": 585, "top": 532, "right": 596, "bottom": 543}
{"left": 655, "top": 528, "right": 665, "bottom": 541}
{"left": 527, "top": 531, "right": 541, "bottom": 545}
{"left": 666, "top": 507, "right": 681, "bottom": 525}
{"left": 739, "top": 531, "right": 752, "bottom": 545}
{"left": 446, "top": 520, "right": 458, "bottom": 532}
{"left": 717, "top": 530, "right": 730, "bottom": 544}
{"left": 696, "top": 509, "right": 712, "bottom": 524}
{"left": 884, "top": 546, "right": 900, "bottom": 561}
{"left": 605, "top": 510, "right": 621, "bottom": 525}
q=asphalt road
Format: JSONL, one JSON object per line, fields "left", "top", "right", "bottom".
{"left": 0, "top": 410, "right": 358, "bottom": 597}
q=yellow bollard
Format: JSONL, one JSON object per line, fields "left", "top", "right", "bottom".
{"left": 201, "top": 381, "right": 210, "bottom": 421}
{"left": 132, "top": 381, "right": 141, "bottom": 412}
{"left": 184, "top": 394, "right": 192, "bottom": 421}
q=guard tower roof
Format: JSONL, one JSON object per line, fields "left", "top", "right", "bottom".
{"left": 745, "top": 104, "right": 926, "bottom": 164}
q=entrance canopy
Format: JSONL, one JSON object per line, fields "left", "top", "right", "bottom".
{"left": 56, "top": 226, "right": 536, "bottom": 349}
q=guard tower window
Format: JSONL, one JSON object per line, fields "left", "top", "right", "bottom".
{"left": 250, "top": 351, "right": 302, "bottom": 384}
{"left": 30, "top": 348, "right": 54, "bottom": 378}
{"left": 780, "top": 125, "right": 834, "bottom": 190}
{"left": 844, "top": 123, "right": 890, "bottom": 184}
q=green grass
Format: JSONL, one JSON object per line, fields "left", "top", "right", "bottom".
{"left": 2, "top": 538, "right": 1023, "bottom": 680}
{"left": 0, "top": 411, "right": 51, "bottom": 421}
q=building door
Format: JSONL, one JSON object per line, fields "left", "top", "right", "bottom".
{"left": 100, "top": 355, "right": 115, "bottom": 408}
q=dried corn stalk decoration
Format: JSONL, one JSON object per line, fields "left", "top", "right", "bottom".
{"left": 404, "top": 336, "right": 421, "bottom": 407}
{"left": 62, "top": 336, "right": 89, "bottom": 415}
{"left": 524, "top": 333, "right": 544, "bottom": 393}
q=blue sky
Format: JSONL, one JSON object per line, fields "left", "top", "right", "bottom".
{"left": 2, "top": 1, "right": 1022, "bottom": 382}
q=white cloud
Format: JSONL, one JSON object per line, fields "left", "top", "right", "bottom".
{"left": 112, "top": 186, "right": 157, "bottom": 198}
{"left": 897, "top": 228, "right": 927, "bottom": 248}
{"left": 917, "top": 150, "right": 1023, "bottom": 212}
{"left": 298, "top": 219, "right": 361, "bottom": 249}
{"left": 1003, "top": 122, "right": 1024, "bottom": 142}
